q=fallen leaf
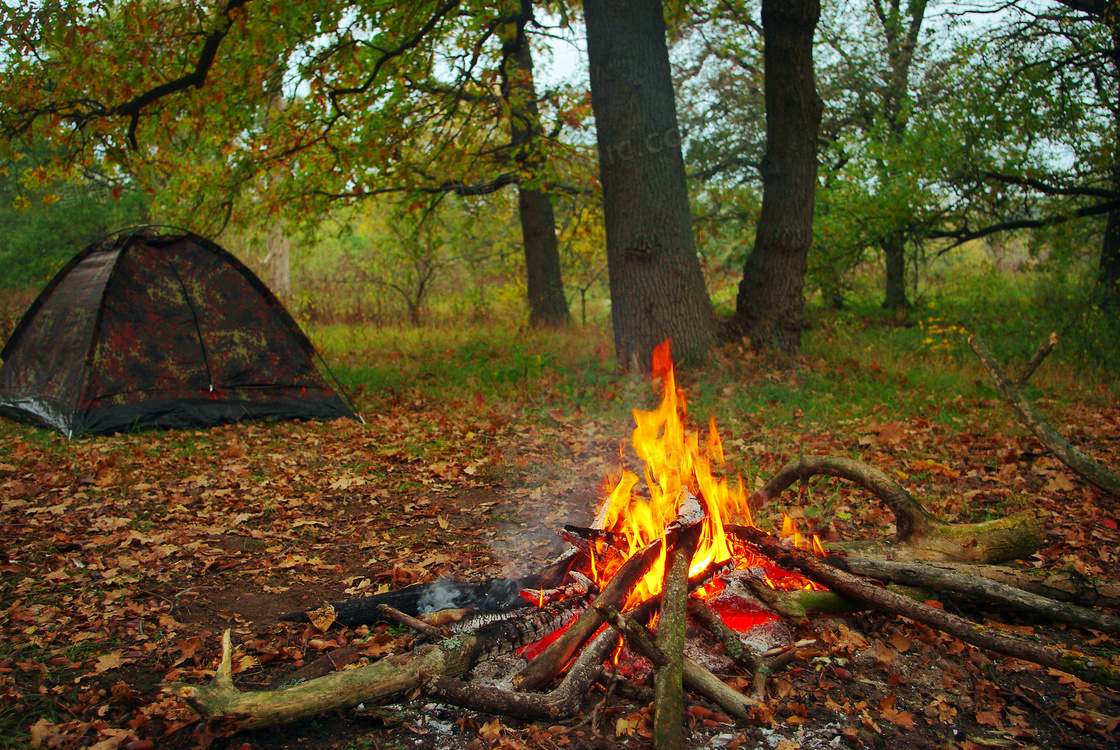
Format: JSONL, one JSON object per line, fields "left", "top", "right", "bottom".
{"left": 94, "top": 651, "right": 123, "bottom": 673}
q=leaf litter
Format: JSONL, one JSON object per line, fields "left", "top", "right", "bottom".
{"left": 0, "top": 358, "right": 1118, "bottom": 750}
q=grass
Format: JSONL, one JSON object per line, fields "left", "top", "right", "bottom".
{"left": 304, "top": 264, "right": 1116, "bottom": 445}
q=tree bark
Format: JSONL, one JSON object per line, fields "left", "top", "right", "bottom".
{"left": 653, "top": 525, "right": 699, "bottom": 750}
{"left": 1099, "top": 22, "right": 1120, "bottom": 304}
{"left": 583, "top": 0, "right": 715, "bottom": 371}
{"left": 728, "top": 0, "right": 822, "bottom": 353}
{"left": 881, "top": 232, "right": 909, "bottom": 310}
{"left": 499, "top": 1, "right": 571, "bottom": 328}
{"left": 827, "top": 557, "right": 1120, "bottom": 633}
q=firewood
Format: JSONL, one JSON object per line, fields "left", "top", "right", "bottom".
{"left": 752, "top": 454, "right": 1044, "bottom": 563}
{"left": 423, "top": 627, "right": 622, "bottom": 721}
{"left": 654, "top": 524, "right": 700, "bottom": 750}
{"left": 595, "top": 604, "right": 757, "bottom": 722}
{"left": 732, "top": 526, "right": 1120, "bottom": 690}
{"left": 839, "top": 558, "right": 1120, "bottom": 611}
{"left": 513, "top": 526, "right": 679, "bottom": 691}
{"left": 175, "top": 597, "right": 577, "bottom": 732}
{"left": 688, "top": 599, "right": 804, "bottom": 702}
{"left": 969, "top": 332, "right": 1120, "bottom": 496}
{"left": 377, "top": 603, "right": 443, "bottom": 638}
{"left": 827, "top": 557, "right": 1120, "bottom": 633}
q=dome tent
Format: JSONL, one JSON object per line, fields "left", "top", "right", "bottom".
{"left": 0, "top": 227, "right": 357, "bottom": 436}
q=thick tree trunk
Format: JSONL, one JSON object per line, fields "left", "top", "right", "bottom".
{"left": 881, "top": 232, "right": 909, "bottom": 309}
{"left": 1100, "top": 208, "right": 1120, "bottom": 298}
{"left": 1101, "top": 25, "right": 1120, "bottom": 304}
{"left": 584, "top": 0, "right": 715, "bottom": 371}
{"left": 728, "top": 0, "right": 822, "bottom": 354}
{"left": 500, "top": 1, "right": 570, "bottom": 328}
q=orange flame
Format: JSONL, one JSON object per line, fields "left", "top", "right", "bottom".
{"left": 591, "top": 340, "right": 823, "bottom": 604}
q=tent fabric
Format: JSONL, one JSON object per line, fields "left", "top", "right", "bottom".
{"left": 0, "top": 228, "right": 356, "bottom": 436}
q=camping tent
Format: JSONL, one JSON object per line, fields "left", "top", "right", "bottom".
{"left": 0, "top": 228, "right": 357, "bottom": 436}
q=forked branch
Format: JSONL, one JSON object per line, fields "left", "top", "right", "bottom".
{"left": 969, "top": 333, "right": 1120, "bottom": 496}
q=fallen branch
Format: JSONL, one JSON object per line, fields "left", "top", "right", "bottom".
{"left": 732, "top": 526, "right": 1120, "bottom": 690}
{"left": 753, "top": 454, "right": 1043, "bottom": 563}
{"left": 377, "top": 603, "right": 443, "bottom": 638}
{"left": 687, "top": 599, "right": 801, "bottom": 702}
{"left": 837, "top": 558, "right": 1120, "bottom": 611}
{"left": 176, "top": 597, "right": 575, "bottom": 732}
{"left": 969, "top": 332, "right": 1120, "bottom": 496}
{"left": 828, "top": 557, "right": 1120, "bottom": 633}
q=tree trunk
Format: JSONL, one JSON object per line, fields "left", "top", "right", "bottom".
{"left": 727, "top": 0, "right": 822, "bottom": 354}
{"left": 584, "top": 0, "right": 715, "bottom": 371}
{"left": 265, "top": 223, "right": 291, "bottom": 300}
{"left": 881, "top": 232, "right": 909, "bottom": 309}
{"left": 877, "top": 1, "right": 925, "bottom": 311}
{"left": 500, "top": 1, "right": 570, "bottom": 328}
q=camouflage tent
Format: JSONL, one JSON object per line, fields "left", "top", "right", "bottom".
{"left": 0, "top": 228, "right": 357, "bottom": 436}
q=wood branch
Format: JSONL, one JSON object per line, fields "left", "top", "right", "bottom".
{"left": 687, "top": 598, "right": 758, "bottom": 670}
{"left": 377, "top": 604, "right": 443, "bottom": 638}
{"left": 970, "top": 333, "right": 1120, "bottom": 496}
{"left": 753, "top": 454, "right": 1044, "bottom": 562}
{"left": 654, "top": 525, "right": 700, "bottom": 750}
{"left": 110, "top": 0, "right": 250, "bottom": 149}
{"left": 743, "top": 577, "right": 866, "bottom": 619}
{"left": 928, "top": 198, "right": 1120, "bottom": 249}
{"left": 596, "top": 605, "right": 757, "bottom": 722}
{"left": 422, "top": 627, "right": 621, "bottom": 721}
{"left": 513, "top": 528, "right": 675, "bottom": 691}
{"left": 1017, "top": 331, "right": 1059, "bottom": 387}
{"left": 837, "top": 558, "right": 1120, "bottom": 611}
{"left": 732, "top": 526, "right": 1120, "bottom": 690}
{"left": 828, "top": 557, "right": 1120, "bottom": 633}
{"left": 177, "top": 598, "right": 575, "bottom": 731}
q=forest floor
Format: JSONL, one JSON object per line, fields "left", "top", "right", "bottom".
{"left": 1, "top": 332, "right": 1119, "bottom": 750}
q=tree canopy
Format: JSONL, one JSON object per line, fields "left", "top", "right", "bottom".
{"left": 3, "top": 0, "right": 1118, "bottom": 360}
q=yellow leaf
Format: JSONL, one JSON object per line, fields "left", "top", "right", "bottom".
{"left": 95, "top": 651, "right": 123, "bottom": 673}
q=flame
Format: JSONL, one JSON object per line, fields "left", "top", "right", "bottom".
{"left": 590, "top": 340, "right": 823, "bottom": 604}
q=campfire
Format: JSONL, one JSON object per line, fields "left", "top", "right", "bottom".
{"left": 174, "top": 339, "right": 1120, "bottom": 746}
{"left": 574, "top": 340, "right": 825, "bottom": 603}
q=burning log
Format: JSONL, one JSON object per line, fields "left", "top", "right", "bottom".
{"left": 754, "top": 454, "right": 1043, "bottom": 563}
{"left": 731, "top": 525, "right": 1120, "bottom": 690}
{"left": 969, "top": 332, "right": 1120, "bottom": 496}
{"left": 512, "top": 523, "right": 692, "bottom": 691}
{"left": 422, "top": 628, "right": 622, "bottom": 722}
{"left": 596, "top": 604, "right": 758, "bottom": 722}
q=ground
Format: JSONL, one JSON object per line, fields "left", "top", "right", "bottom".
{"left": 1, "top": 351, "right": 1119, "bottom": 750}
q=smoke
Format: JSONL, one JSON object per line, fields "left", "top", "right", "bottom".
{"left": 415, "top": 577, "right": 525, "bottom": 615}
{"left": 416, "top": 577, "right": 472, "bottom": 614}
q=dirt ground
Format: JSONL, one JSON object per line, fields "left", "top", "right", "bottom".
{"left": 2, "top": 392, "right": 1119, "bottom": 750}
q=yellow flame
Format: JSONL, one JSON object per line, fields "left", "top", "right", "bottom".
{"left": 591, "top": 340, "right": 824, "bottom": 602}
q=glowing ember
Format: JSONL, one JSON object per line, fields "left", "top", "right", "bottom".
{"left": 590, "top": 340, "right": 823, "bottom": 607}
